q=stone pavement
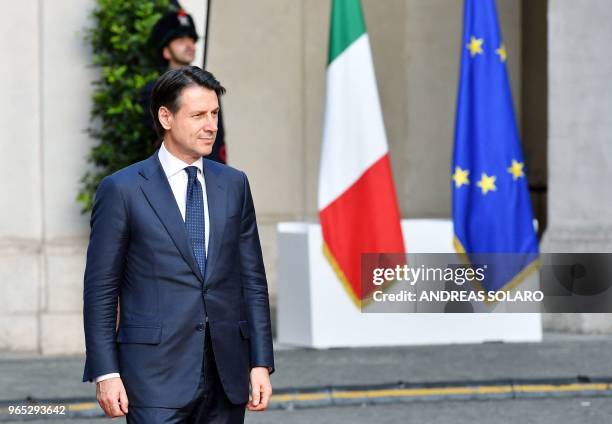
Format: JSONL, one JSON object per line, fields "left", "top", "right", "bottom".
{"left": 1, "top": 332, "right": 611, "bottom": 422}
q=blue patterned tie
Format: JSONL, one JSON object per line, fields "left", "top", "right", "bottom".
{"left": 184, "top": 166, "right": 206, "bottom": 278}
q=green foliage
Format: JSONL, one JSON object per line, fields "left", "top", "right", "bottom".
{"left": 78, "top": 0, "right": 172, "bottom": 212}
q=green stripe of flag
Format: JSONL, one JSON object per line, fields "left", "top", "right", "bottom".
{"left": 328, "top": 0, "right": 366, "bottom": 64}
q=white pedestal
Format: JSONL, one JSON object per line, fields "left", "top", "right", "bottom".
{"left": 277, "top": 220, "right": 542, "bottom": 348}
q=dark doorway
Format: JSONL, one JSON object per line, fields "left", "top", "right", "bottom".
{"left": 521, "top": 0, "right": 548, "bottom": 240}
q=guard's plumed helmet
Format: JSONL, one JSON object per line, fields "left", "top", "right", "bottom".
{"left": 151, "top": 9, "right": 199, "bottom": 56}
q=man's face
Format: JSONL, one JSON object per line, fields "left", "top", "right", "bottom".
{"left": 163, "top": 36, "right": 196, "bottom": 68}
{"left": 160, "top": 85, "right": 219, "bottom": 162}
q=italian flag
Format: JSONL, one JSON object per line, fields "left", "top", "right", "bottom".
{"left": 318, "top": 0, "right": 405, "bottom": 306}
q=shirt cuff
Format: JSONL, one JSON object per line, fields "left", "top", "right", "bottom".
{"left": 94, "top": 373, "right": 120, "bottom": 384}
{"left": 251, "top": 365, "right": 273, "bottom": 374}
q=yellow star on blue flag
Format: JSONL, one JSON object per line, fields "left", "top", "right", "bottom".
{"left": 452, "top": 0, "right": 538, "bottom": 291}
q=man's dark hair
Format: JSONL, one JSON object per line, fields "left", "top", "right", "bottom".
{"left": 150, "top": 66, "right": 226, "bottom": 138}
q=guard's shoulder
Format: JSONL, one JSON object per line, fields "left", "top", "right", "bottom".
{"left": 141, "top": 79, "right": 156, "bottom": 96}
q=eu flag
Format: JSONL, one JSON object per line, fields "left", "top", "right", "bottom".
{"left": 452, "top": 0, "right": 538, "bottom": 292}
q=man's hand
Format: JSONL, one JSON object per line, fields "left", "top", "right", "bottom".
{"left": 96, "top": 377, "right": 129, "bottom": 417}
{"left": 247, "top": 367, "right": 272, "bottom": 411}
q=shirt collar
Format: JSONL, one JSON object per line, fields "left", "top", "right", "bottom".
{"left": 158, "top": 142, "right": 204, "bottom": 178}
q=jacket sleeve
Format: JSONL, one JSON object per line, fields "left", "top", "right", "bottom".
{"left": 239, "top": 172, "right": 275, "bottom": 373}
{"left": 82, "top": 176, "right": 129, "bottom": 382}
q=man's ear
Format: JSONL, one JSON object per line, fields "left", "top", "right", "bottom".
{"left": 158, "top": 106, "right": 172, "bottom": 131}
{"left": 162, "top": 46, "right": 171, "bottom": 61}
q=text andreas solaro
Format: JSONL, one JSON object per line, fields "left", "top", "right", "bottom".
{"left": 360, "top": 253, "right": 544, "bottom": 313}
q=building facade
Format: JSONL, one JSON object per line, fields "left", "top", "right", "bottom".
{"left": 1, "top": 0, "right": 606, "bottom": 354}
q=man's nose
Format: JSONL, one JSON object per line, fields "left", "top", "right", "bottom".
{"left": 204, "top": 116, "right": 217, "bottom": 132}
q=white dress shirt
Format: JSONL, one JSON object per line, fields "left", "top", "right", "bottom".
{"left": 157, "top": 142, "right": 210, "bottom": 254}
{"left": 95, "top": 142, "right": 210, "bottom": 384}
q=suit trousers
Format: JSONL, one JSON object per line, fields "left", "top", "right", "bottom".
{"left": 126, "top": 325, "right": 246, "bottom": 424}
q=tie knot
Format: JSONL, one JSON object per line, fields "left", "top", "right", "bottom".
{"left": 185, "top": 166, "right": 199, "bottom": 181}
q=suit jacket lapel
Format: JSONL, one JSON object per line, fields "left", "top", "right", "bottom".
{"left": 203, "top": 159, "right": 227, "bottom": 283}
{"left": 138, "top": 152, "right": 205, "bottom": 284}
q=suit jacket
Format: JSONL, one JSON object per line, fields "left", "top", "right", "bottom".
{"left": 82, "top": 151, "right": 274, "bottom": 408}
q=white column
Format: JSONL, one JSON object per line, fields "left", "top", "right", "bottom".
{"left": 543, "top": 0, "right": 612, "bottom": 333}
{"left": 0, "top": 0, "right": 43, "bottom": 352}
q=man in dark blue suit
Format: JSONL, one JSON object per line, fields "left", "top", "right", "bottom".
{"left": 83, "top": 66, "right": 274, "bottom": 423}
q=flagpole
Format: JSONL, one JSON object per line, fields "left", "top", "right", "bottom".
{"left": 202, "top": 0, "right": 211, "bottom": 68}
